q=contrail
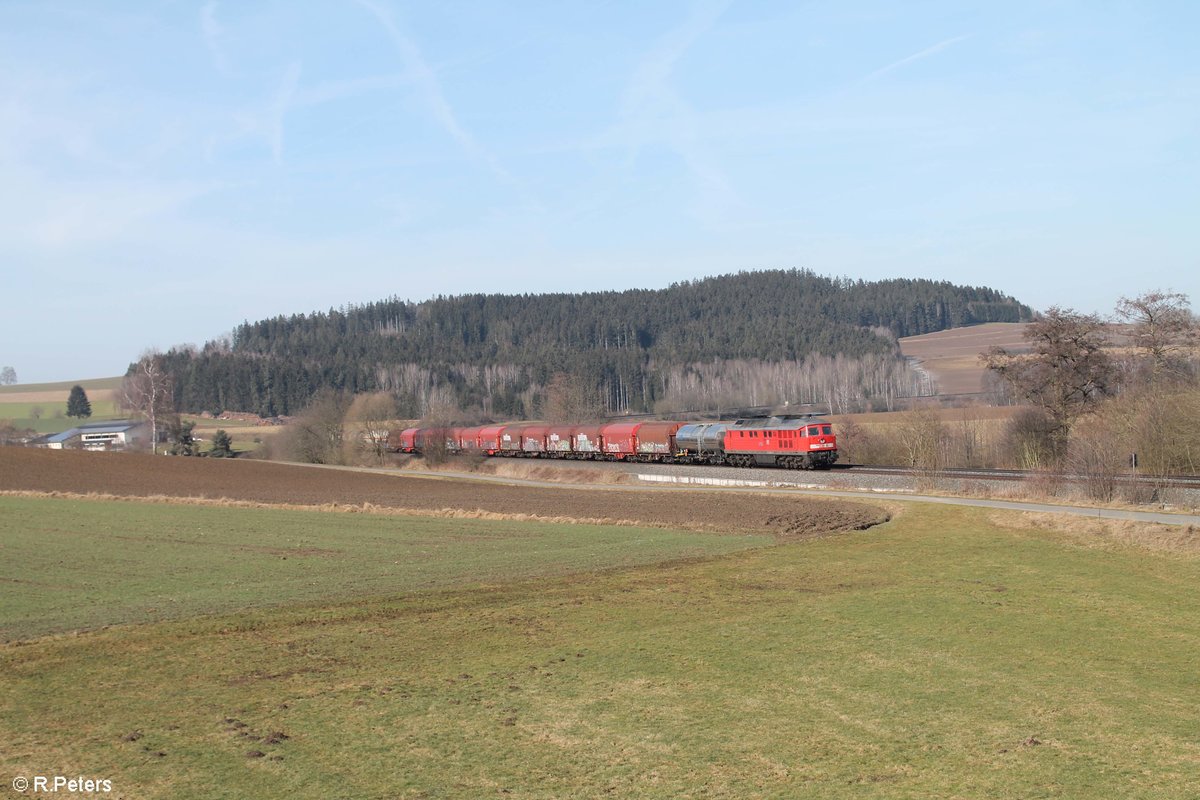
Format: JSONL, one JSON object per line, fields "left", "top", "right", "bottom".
{"left": 862, "top": 34, "right": 971, "bottom": 82}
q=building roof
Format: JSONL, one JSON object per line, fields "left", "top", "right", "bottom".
{"left": 77, "top": 419, "right": 142, "bottom": 431}
{"left": 44, "top": 420, "right": 144, "bottom": 443}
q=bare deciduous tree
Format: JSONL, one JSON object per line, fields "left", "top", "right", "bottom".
{"left": 120, "top": 352, "right": 175, "bottom": 454}
{"left": 982, "top": 307, "right": 1113, "bottom": 459}
{"left": 287, "top": 389, "right": 352, "bottom": 464}
{"left": 895, "top": 407, "right": 950, "bottom": 485}
{"left": 833, "top": 419, "right": 869, "bottom": 465}
{"left": 1003, "top": 407, "right": 1059, "bottom": 470}
{"left": 1067, "top": 415, "right": 1125, "bottom": 502}
{"left": 347, "top": 392, "right": 399, "bottom": 459}
{"left": 416, "top": 399, "right": 466, "bottom": 466}
{"left": 1115, "top": 290, "right": 1198, "bottom": 381}
{"left": 1076, "top": 385, "right": 1200, "bottom": 496}
{"left": 542, "top": 372, "right": 601, "bottom": 423}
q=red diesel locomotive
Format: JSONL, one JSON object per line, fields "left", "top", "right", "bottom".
{"left": 387, "top": 415, "right": 837, "bottom": 470}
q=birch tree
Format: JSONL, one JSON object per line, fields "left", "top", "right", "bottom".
{"left": 120, "top": 352, "right": 175, "bottom": 454}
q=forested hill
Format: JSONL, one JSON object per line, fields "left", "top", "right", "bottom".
{"left": 160, "top": 270, "right": 1031, "bottom": 417}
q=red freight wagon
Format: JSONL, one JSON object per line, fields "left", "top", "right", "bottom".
{"left": 545, "top": 424, "right": 574, "bottom": 454}
{"left": 571, "top": 425, "right": 605, "bottom": 456}
{"left": 458, "top": 426, "right": 486, "bottom": 453}
{"left": 415, "top": 427, "right": 459, "bottom": 453}
{"left": 475, "top": 425, "right": 508, "bottom": 454}
{"left": 388, "top": 427, "right": 419, "bottom": 453}
{"left": 412, "top": 427, "right": 435, "bottom": 451}
{"left": 519, "top": 424, "right": 551, "bottom": 454}
{"left": 498, "top": 423, "right": 528, "bottom": 454}
{"left": 600, "top": 422, "right": 643, "bottom": 458}
{"left": 636, "top": 421, "right": 682, "bottom": 457}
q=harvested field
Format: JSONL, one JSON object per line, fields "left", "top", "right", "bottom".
{"left": 0, "top": 376, "right": 122, "bottom": 397}
{"left": 0, "top": 388, "right": 116, "bottom": 405}
{"left": 0, "top": 448, "right": 887, "bottom": 537}
{"left": 830, "top": 404, "right": 1019, "bottom": 424}
{"left": 899, "top": 322, "right": 1029, "bottom": 395}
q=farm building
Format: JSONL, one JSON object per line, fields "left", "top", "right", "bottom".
{"left": 38, "top": 420, "right": 148, "bottom": 451}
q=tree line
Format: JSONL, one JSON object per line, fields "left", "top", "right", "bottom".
{"left": 982, "top": 290, "right": 1200, "bottom": 485}
{"left": 149, "top": 270, "right": 1030, "bottom": 418}
{"left": 832, "top": 290, "right": 1200, "bottom": 494}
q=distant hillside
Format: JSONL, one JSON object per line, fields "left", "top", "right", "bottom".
{"left": 0, "top": 376, "right": 124, "bottom": 434}
{"left": 158, "top": 270, "right": 1032, "bottom": 417}
{"left": 899, "top": 323, "right": 1031, "bottom": 396}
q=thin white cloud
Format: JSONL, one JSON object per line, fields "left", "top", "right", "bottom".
{"left": 227, "top": 62, "right": 301, "bottom": 164}
{"left": 353, "top": 0, "right": 513, "bottom": 184}
{"left": 613, "top": 0, "right": 739, "bottom": 224}
{"left": 861, "top": 34, "right": 972, "bottom": 83}
{"left": 200, "top": 1, "right": 230, "bottom": 75}
{"left": 621, "top": 0, "right": 732, "bottom": 118}
{"left": 293, "top": 72, "right": 412, "bottom": 109}
{"left": 0, "top": 163, "right": 223, "bottom": 250}
{"left": 268, "top": 61, "right": 302, "bottom": 164}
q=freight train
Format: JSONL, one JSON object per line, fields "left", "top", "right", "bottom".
{"left": 387, "top": 415, "right": 838, "bottom": 470}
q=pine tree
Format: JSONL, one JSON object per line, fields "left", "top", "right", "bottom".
{"left": 210, "top": 429, "right": 234, "bottom": 458}
{"left": 66, "top": 385, "right": 92, "bottom": 419}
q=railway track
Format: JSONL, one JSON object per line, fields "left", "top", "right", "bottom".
{"left": 842, "top": 464, "right": 1200, "bottom": 489}
{"left": 471, "top": 456, "right": 1200, "bottom": 493}
{"left": 394, "top": 451, "right": 1200, "bottom": 495}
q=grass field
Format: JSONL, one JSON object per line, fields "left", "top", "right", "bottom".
{"left": 0, "top": 496, "right": 770, "bottom": 642}
{"left": 186, "top": 419, "right": 285, "bottom": 453}
{"left": 0, "top": 376, "right": 282, "bottom": 446}
{"left": 3, "top": 494, "right": 1198, "bottom": 798}
{"left": 0, "top": 376, "right": 123, "bottom": 396}
{"left": 0, "top": 377, "right": 124, "bottom": 434}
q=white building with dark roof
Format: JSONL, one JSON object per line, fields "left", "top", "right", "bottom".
{"left": 40, "top": 420, "right": 148, "bottom": 450}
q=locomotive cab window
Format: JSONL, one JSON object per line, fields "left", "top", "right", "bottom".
{"left": 822, "top": 425, "right": 832, "bottom": 435}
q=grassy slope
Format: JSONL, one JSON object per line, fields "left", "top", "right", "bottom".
{"left": 0, "top": 496, "right": 770, "bottom": 641}
{"left": 0, "top": 377, "right": 125, "bottom": 433}
{"left": 0, "top": 377, "right": 124, "bottom": 395}
{"left": 2, "top": 502, "right": 1199, "bottom": 798}
{"left": 0, "top": 400, "right": 123, "bottom": 433}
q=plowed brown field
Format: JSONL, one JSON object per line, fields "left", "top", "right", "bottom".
{"left": 0, "top": 448, "right": 887, "bottom": 537}
{"left": 899, "top": 321, "right": 1029, "bottom": 395}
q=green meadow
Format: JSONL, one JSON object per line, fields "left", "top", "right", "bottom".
{"left": 2, "top": 497, "right": 1199, "bottom": 798}
{"left": 0, "top": 400, "right": 123, "bottom": 433}
{"left": 0, "top": 496, "right": 769, "bottom": 641}
{"left": 0, "top": 377, "right": 125, "bottom": 433}
{"left": 0, "top": 377, "right": 124, "bottom": 395}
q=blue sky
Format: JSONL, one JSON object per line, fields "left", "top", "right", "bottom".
{"left": 2, "top": 1, "right": 1197, "bottom": 382}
